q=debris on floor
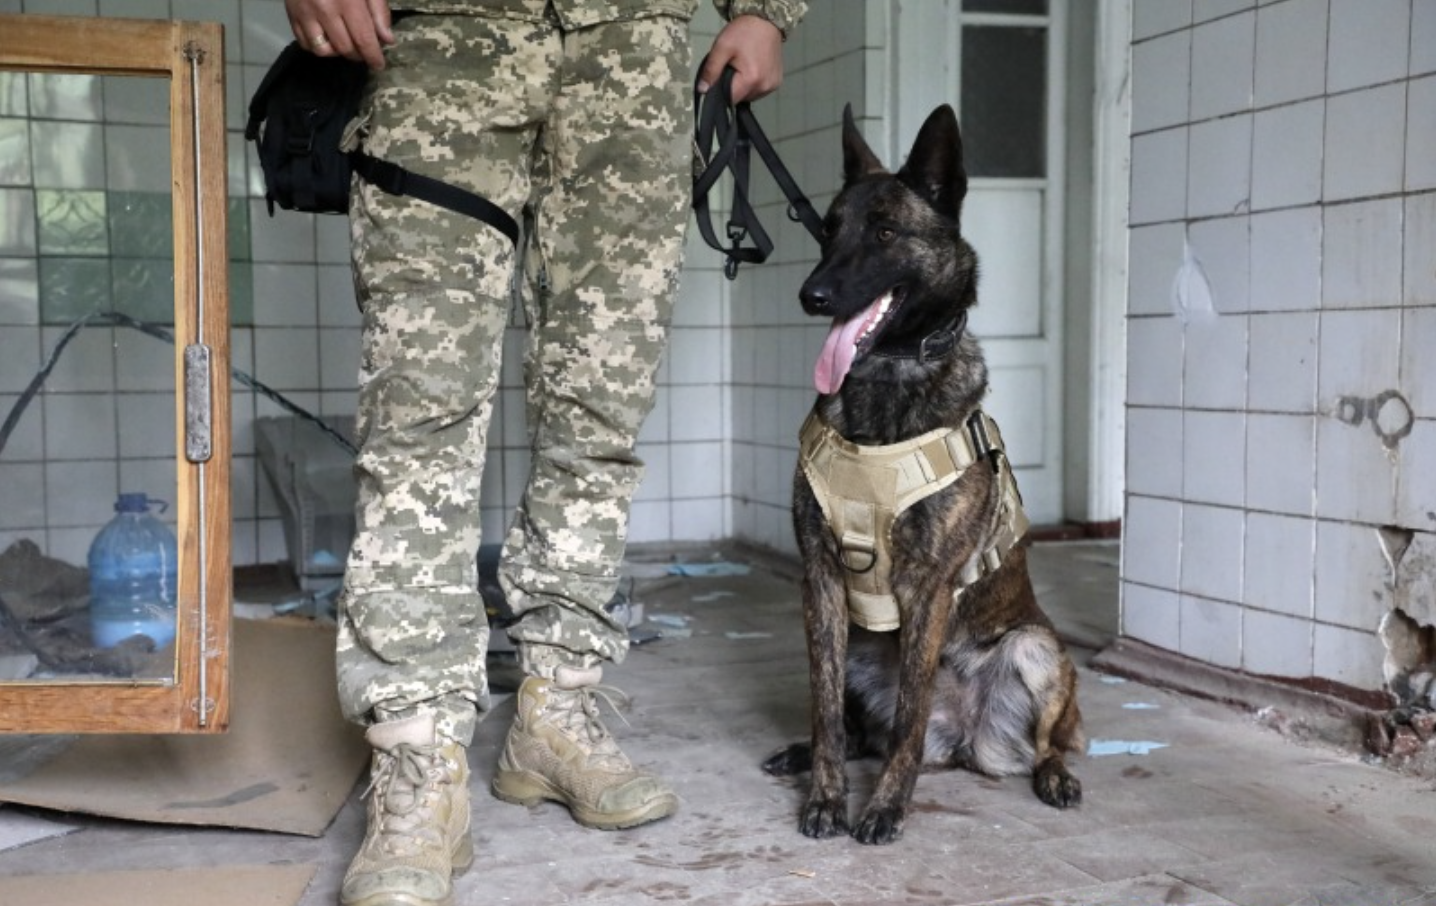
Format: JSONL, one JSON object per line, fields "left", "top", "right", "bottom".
{"left": 1087, "top": 739, "right": 1170, "bottom": 756}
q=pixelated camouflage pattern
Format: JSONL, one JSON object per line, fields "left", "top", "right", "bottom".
{"left": 336, "top": 11, "right": 693, "bottom": 745}
{"left": 394, "top": 0, "right": 808, "bottom": 40}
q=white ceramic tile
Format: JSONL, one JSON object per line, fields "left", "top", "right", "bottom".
{"left": 103, "top": 124, "right": 170, "bottom": 193}
{"left": 0, "top": 328, "right": 39, "bottom": 390}
{"left": 241, "top": 0, "right": 293, "bottom": 65}
{"left": 637, "top": 387, "right": 669, "bottom": 445}
{"left": 1180, "top": 594, "right": 1242, "bottom": 668}
{"left": 1408, "top": 76, "right": 1436, "bottom": 191}
{"left": 319, "top": 327, "right": 361, "bottom": 391}
{"left": 1248, "top": 312, "right": 1317, "bottom": 413}
{"left": 252, "top": 263, "right": 319, "bottom": 327}
{"left": 320, "top": 391, "right": 358, "bottom": 418}
{"left": 1249, "top": 207, "right": 1320, "bottom": 312}
{"left": 44, "top": 460, "right": 116, "bottom": 527}
{"left": 1415, "top": 1, "right": 1436, "bottom": 76}
{"left": 1317, "top": 307, "right": 1401, "bottom": 403}
{"left": 0, "top": 393, "right": 44, "bottom": 462}
{"left": 498, "top": 386, "right": 525, "bottom": 450}
{"left": 632, "top": 442, "right": 670, "bottom": 503}
{"left": 1128, "top": 223, "right": 1187, "bottom": 316}
{"left": 1395, "top": 419, "right": 1435, "bottom": 530}
{"left": 1246, "top": 413, "right": 1316, "bottom": 516}
{"left": 1130, "top": 128, "right": 1189, "bottom": 226}
{"left": 102, "top": 72, "right": 167, "bottom": 126}
{"left": 231, "top": 518, "right": 259, "bottom": 569}
{"left": 257, "top": 517, "right": 287, "bottom": 564}
{"left": 670, "top": 441, "right": 726, "bottom": 500}
{"left": 1190, "top": 11, "right": 1255, "bottom": 120}
{"left": 1323, "top": 84, "right": 1406, "bottom": 202}
{"left": 502, "top": 448, "right": 531, "bottom": 511}
{"left": 117, "top": 459, "right": 176, "bottom": 518}
{"left": 318, "top": 264, "right": 360, "bottom": 327}
{"left": 315, "top": 215, "right": 351, "bottom": 266}
{"left": 253, "top": 327, "right": 321, "bottom": 391}
{"left": 1250, "top": 100, "right": 1324, "bottom": 211}
{"left": 0, "top": 190, "right": 36, "bottom": 257}
{"left": 1312, "top": 622, "right": 1385, "bottom": 690}
{"left": 674, "top": 268, "right": 728, "bottom": 329}
{"left": 0, "top": 462, "right": 45, "bottom": 529}
{"left": 501, "top": 328, "right": 527, "bottom": 388}
{"left": 1127, "top": 316, "right": 1185, "bottom": 407}
{"left": 1180, "top": 503, "right": 1244, "bottom": 602}
{"left": 1132, "top": 31, "right": 1192, "bottom": 133}
{"left": 1314, "top": 414, "right": 1398, "bottom": 525}
{"left": 1243, "top": 511, "right": 1314, "bottom": 616}
{"left": 626, "top": 499, "right": 670, "bottom": 545}
{"left": 1123, "top": 495, "right": 1183, "bottom": 590}
{"left": 671, "top": 498, "right": 727, "bottom": 542}
{"left": 1189, "top": 215, "right": 1250, "bottom": 314}
{"left": 0, "top": 260, "right": 39, "bottom": 327}
{"left": 1126, "top": 407, "right": 1184, "bottom": 498}
{"left": 1403, "top": 307, "right": 1436, "bottom": 417}
{"left": 22, "top": 0, "right": 95, "bottom": 17}
{"left": 1182, "top": 314, "right": 1248, "bottom": 410}
{"left": 231, "top": 455, "right": 258, "bottom": 521}
{"left": 31, "top": 122, "right": 103, "bottom": 189}
{"left": 115, "top": 392, "right": 175, "bottom": 458}
{"left": 1183, "top": 410, "right": 1247, "bottom": 506}
{"left": 248, "top": 199, "right": 317, "bottom": 264}
{"left": 1121, "top": 582, "right": 1182, "bottom": 651}
{"left": 1322, "top": 199, "right": 1404, "bottom": 310}
{"left": 666, "top": 327, "right": 724, "bottom": 386}
{"left": 1133, "top": 0, "right": 1193, "bottom": 39}
{"left": 1326, "top": 0, "right": 1410, "bottom": 93}
{"left": 42, "top": 326, "right": 115, "bottom": 392}
{"left": 46, "top": 527, "right": 95, "bottom": 567}
{"left": 1194, "top": 0, "right": 1254, "bottom": 22}
{"left": 1187, "top": 114, "right": 1252, "bottom": 219}
{"left": 1253, "top": 0, "right": 1329, "bottom": 105}
{"left": 1242, "top": 608, "right": 1313, "bottom": 677}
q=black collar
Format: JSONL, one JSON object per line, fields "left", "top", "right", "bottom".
{"left": 871, "top": 310, "right": 968, "bottom": 364}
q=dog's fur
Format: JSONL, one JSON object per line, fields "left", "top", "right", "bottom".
{"left": 762, "top": 104, "right": 1084, "bottom": 845}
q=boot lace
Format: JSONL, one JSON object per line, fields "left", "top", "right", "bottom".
{"left": 363, "top": 743, "right": 448, "bottom": 857}
{"left": 551, "top": 683, "right": 633, "bottom": 770}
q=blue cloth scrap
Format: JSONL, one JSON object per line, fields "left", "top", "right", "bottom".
{"left": 1122, "top": 703, "right": 1160, "bottom": 710}
{"left": 1088, "top": 739, "right": 1169, "bottom": 757}
{"left": 668, "top": 561, "right": 751, "bottom": 577}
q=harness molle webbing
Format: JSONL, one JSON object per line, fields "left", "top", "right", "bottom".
{"left": 798, "top": 408, "right": 1030, "bottom": 631}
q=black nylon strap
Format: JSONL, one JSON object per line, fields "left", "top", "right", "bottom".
{"left": 351, "top": 152, "right": 520, "bottom": 246}
{"left": 692, "top": 61, "right": 822, "bottom": 279}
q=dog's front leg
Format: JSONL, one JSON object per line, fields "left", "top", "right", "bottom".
{"left": 852, "top": 578, "right": 956, "bottom": 845}
{"left": 799, "top": 565, "right": 851, "bottom": 838}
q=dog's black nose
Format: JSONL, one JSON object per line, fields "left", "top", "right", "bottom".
{"left": 800, "top": 282, "right": 833, "bottom": 314}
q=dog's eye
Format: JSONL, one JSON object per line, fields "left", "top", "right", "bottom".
{"left": 876, "top": 227, "right": 896, "bottom": 243}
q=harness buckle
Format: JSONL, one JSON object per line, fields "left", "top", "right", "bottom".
{"left": 967, "top": 413, "right": 1003, "bottom": 474}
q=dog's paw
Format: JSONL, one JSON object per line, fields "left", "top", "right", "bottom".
{"left": 798, "top": 796, "right": 850, "bottom": 839}
{"left": 762, "top": 743, "right": 812, "bottom": 777}
{"left": 1033, "top": 759, "right": 1082, "bottom": 808}
{"left": 851, "top": 805, "right": 905, "bottom": 845}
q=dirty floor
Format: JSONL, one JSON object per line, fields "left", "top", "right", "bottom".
{"left": 2, "top": 541, "right": 1434, "bottom": 905}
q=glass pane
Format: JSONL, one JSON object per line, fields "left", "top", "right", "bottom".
{"left": 0, "top": 73, "right": 178, "bottom": 685}
{"left": 961, "top": 25, "right": 1047, "bottom": 178}
{"left": 964, "top": 0, "right": 1049, "bottom": 15}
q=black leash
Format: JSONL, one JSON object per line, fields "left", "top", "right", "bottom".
{"left": 692, "top": 61, "right": 823, "bottom": 279}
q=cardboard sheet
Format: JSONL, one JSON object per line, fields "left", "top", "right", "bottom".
{"left": 0, "top": 619, "right": 368, "bottom": 836}
{"left": 0, "top": 863, "right": 317, "bottom": 906}
{"left": 0, "top": 807, "right": 76, "bottom": 853}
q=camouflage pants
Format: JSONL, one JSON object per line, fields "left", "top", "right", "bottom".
{"left": 336, "top": 10, "right": 691, "bottom": 745}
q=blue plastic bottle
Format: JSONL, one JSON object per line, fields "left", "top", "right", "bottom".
{"left": 88, "top": 492, "right": 179, "bottom": 650}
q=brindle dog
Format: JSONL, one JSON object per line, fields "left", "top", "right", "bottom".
{"left": 762, "top": 104, "right": 1084, "bottom": 845}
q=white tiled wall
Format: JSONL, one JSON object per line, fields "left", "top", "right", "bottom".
{"left": 1122, "top": 0, "right": 1435, "bottom": 694}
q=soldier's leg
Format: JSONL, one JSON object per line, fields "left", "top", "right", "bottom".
{"left": 490, "top": 15, "right": 691, "bottom": 829}
{"left": 337, "top": 13, "right": 556, "bottom": 906}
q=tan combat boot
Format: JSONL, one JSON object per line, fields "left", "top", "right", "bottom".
{"left": 491, "top": 666, "right": 678, "bottom": 829}
{"left": 341, "top": 713, "right": 473, "bottom": 906}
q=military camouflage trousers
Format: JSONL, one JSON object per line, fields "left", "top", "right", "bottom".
{"left": 336, "top": 10, "right": 691, "bottom": 745}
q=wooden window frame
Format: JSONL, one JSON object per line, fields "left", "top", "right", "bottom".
{"left": 0, "top": 15, "right": 231, "bottom": 733}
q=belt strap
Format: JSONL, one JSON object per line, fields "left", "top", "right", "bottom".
{"left": 692, "top": 60, "right": 823, "bottom": 279}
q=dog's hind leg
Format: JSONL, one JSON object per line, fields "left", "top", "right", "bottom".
{"left": 763, "top": 697, "right": 874, "bottom": 776}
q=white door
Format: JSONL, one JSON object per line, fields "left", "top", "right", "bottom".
{"left": 891, "top": 0, "right": 1067, "bottom": 524}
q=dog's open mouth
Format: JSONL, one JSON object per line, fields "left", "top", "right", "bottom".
{"left": 813, "top": 288, "right": 901, "bottom": 395}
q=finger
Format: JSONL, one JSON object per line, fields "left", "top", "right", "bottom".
{"left": 342, "top": 8, "right": 388, "bottom": 69}
{"left": 697, "top": 50, "right": 732, "bottom": 94}
{"left": 367, "top": 0, "right": 395, "bottom": 45}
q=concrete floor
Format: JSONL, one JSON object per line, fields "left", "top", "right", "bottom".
{"left": 3, "top": 540, "right": 1435, "bottom": 905}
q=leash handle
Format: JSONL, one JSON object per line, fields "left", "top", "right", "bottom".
{"left": 692, "top": 59, "right": 823, "bottom": 279}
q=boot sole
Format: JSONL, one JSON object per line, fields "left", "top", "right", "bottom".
{"left": 491, "top": 769, "right": 678, "bottom": 830}
{"left": 340, "top": 833, "right": 474, "bottom": 906}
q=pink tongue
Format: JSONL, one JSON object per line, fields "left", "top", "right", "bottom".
{"left": 814, "top": 300, "right": 883, "bottom": 395}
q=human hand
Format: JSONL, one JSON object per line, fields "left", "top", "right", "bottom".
{"left": 284, "top": 0, "right": 394, "bottom": 70}
{"left": 697, "top": 14, "right": 785, "bottom": 103}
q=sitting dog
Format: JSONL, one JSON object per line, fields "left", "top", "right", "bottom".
{"left": 762, "top": 104, "right": 1084, "bottom": 845}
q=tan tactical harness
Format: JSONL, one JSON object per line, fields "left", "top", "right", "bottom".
{"left": 798, "top": 408, "right": 1030, "bottom": 632}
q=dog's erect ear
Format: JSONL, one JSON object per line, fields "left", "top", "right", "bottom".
{"left": 841, "top": 103, "right": 887, "bottom": 183}
{"left": 897, "top": 104, "right": 967, "bottom": 222}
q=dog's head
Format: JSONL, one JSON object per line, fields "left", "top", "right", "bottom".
{"left": 801, "top": 104, "right": 977, "bottom": 395}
